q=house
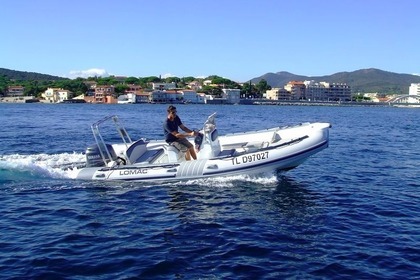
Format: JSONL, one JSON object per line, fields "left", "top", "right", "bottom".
{"left": 150, "top": 90, "right": 167, "bottom": 103}
{"left": 6, "top": 86, "right": 25, "bottom": 97}
{"left": 135, "top": 92, "right": 151, "bottom": 103}
{"left": 179, "top": 90, "right": 204, "bottom": 104}
{"left": 187, "top": 81, "right": 202, "bottom": 91}
{"left": 125, "top": 84, "right": 142, "bottom": 95}
{"left": 42, "top": 88, "right": 73, "bottom": 103}
{"left": 165, "top": 90, "right": 183, "bottom": 103}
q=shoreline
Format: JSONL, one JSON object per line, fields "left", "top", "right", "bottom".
{"left": 1, "top": 96, "right": 419, "bottom": 107}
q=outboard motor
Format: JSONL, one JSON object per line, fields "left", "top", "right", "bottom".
{"left": 85, "top": 144, "right": 117, "bottom": 167}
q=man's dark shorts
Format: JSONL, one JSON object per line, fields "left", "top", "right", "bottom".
{"left": 171, "top": 138, "right": 193, "bottom": 152}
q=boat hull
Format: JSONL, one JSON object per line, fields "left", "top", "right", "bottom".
{"left": 74, "top": 122, "right": 330, "bottom": 182}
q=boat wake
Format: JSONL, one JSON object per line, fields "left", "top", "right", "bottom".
{"left": 170, "top": 172, "right": 279, "bottom": 188}
{"left": 0, "top": 153, "right": 85, "bottom": 181}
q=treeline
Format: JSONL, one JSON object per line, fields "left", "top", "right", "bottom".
{"left": 0, "top": 74, "right": 272, "bottom": 98}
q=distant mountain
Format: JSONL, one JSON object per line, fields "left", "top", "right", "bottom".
{"left": 0, "top": 68, "right": 67, "bottom": 81}
{"left": 251, "top": 68, "right": 420, "bottom": 94}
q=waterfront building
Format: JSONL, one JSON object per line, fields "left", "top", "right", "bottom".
{"left": 165, "top": 90, "right": 183, "bottom": 103}
{"left": 284, "top": 81, "right": 306, "bottom": 100}
{"left": 180, "top": 90, "right": 204, "bottom": 104}
{"left": 266, "top": 88, "right": 290, "bottom": 100}
{"left": 42, "top": 88, "right": 73, "bottom": 103}
{"left": 135, "top": 92, "right": 151, "bottom": 103}
{"left": 327, "top": 83, "right": 352, "bottom": 101}
{"left": 150, "top": 90, "right": 167, "bottom": 103}
{"left": 222, "top": 89, "right": 241, "bottom": 104}
{"left": 304, "top": 81, "right": 327, "bottom": 101}
{"left": 94, "top": 85, "right": 116, "bottom": 103}
{"left": 6, "top": 86, "right": 25, "bottom": 97}
{"left": 409, "top": 83, "right": 420, "bottom": 95}
{"left": 197, "top": 93, "right": 206, "bottom": 104}
{"left": 304, "top": 81, "right": 351, "bottom": 101}
{"left": 117, "top": 93, "right": 136, "bottom": 104}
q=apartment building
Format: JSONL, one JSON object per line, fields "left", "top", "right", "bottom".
{"left": 409, "top": 83, "right": 420, "bottom": 95}
{"left": 304, "top": 81, "right": 351, "bottom": 101}
{"left": 94, "top": 85, "right": 116, "bottom": 103}
{"left": 284, "top": 81, "right": 306, "bottom": 100}
{"left": 266, "top": 88, "right": 290, "bottom": 100}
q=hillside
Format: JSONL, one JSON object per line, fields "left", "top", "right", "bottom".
{"left": 0, "top": 68, "right": 67, "bottom": 81}
{"left": 2, "top": 67, "right": 420, "bottom": 95}
{"left": 251, "top": 68, "right": 420, "bottom": 94}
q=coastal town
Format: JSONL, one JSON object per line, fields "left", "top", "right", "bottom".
{"left": 1, "top": 77, "right": 420, "bottom": 105}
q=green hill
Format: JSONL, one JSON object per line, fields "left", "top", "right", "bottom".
{"left": 251, "top": 68, "right": 420, "bottom": 94}
{"left": 2, "top": 67, "right": 420, "bottom": 95}
{"left": 0, "top": 68, "right": 68, "bottom": 81}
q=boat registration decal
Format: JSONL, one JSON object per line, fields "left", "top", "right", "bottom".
{"left": 232, "top": 151, "right": 269, "bottom": 165}
{"left": 119, "top": 169, "right": 148, "bottom": 176}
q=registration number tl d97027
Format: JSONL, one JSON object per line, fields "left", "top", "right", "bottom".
{"left": 231, "top": 151, "right": 269, "bottom": 165}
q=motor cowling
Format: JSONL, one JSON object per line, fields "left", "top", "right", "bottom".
{"left": 85, "top": 144, "right": 117, "bottom": 167}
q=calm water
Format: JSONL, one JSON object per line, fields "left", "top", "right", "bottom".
{"left": 0, "top": 103, "right": 419, "bottom": 279}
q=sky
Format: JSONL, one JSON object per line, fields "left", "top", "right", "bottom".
{"left": 2, "top": 0, "right": 419, "bottom": 82}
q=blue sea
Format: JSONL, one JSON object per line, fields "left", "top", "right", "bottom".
{"left": 0, "top": 103, "right": 419, "bottom": 279}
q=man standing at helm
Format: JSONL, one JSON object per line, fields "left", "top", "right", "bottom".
{"left": 163, "top": 105, "right": 198, "bottom": 160}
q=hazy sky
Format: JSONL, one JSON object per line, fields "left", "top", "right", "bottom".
{"left": 2, "top": 0, "right": 419, "bottom": 82}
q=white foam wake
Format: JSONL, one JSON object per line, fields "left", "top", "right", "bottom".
{"left": 171, "top": 171, "right": 279, "bottom": 188}
{"left": 0, "top": 153, "right": 85, "bottom": 179}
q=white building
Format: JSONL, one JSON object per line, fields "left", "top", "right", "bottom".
{"left": 117, "top": 93, "right": 136, "bottom": 104}
{"left": 304, "top": 81, "right": 351, "bottom": 101}
{"left": 42, "top": 88, "right": 73, "bottom": 103}
{"left": 266, "top": 88, "right": 290, "bottom": 100}
{"left": 180, "top": 90, "right": 205, "bottom": 104}
{"left": 409, "top": 83, "right": 420, "bottom": 95}
{"left": 304, "top": 81, "right": 327, "bottom": 101}
{"left": 222, "top": 89, "right": 241, "bottom": 104}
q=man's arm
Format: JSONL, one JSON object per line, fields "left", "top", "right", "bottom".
{"left": 180, "top": 124, "right": 196, "bottom": 136}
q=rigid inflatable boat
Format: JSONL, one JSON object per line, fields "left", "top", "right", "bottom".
{"left": 74, "top": 113, "right": 331, "bottom": 181}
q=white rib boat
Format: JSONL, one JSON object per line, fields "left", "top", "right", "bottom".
{"left": 73, "top": 113, "right": 331, "bottom": 181}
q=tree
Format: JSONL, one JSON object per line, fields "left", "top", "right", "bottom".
{"left": 256, "top": 79, "right": 271, "bottom": 95}
{"left": 0, "top": 75, "right": 7, "bottom": 96}
{"left": 241, "top": 81, "right": 257, "bottom": 98}
{"left": 115, "top": 84, "right": 129, "bottom": 95}
{"left": 165, "top": 77, "right": 181, "bottom": 84}
{"left": 125, "top": 77, "right": 140, "bottom": 84}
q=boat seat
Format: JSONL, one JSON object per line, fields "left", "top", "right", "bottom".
{"left": 135, "top": 148, "right": 164, "bottom": 164}
{"left": 125, "top": 139, "right": 148, "bottom": 164}
{"left": 242, "top": 141, "right": 269, "bottom": 152}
